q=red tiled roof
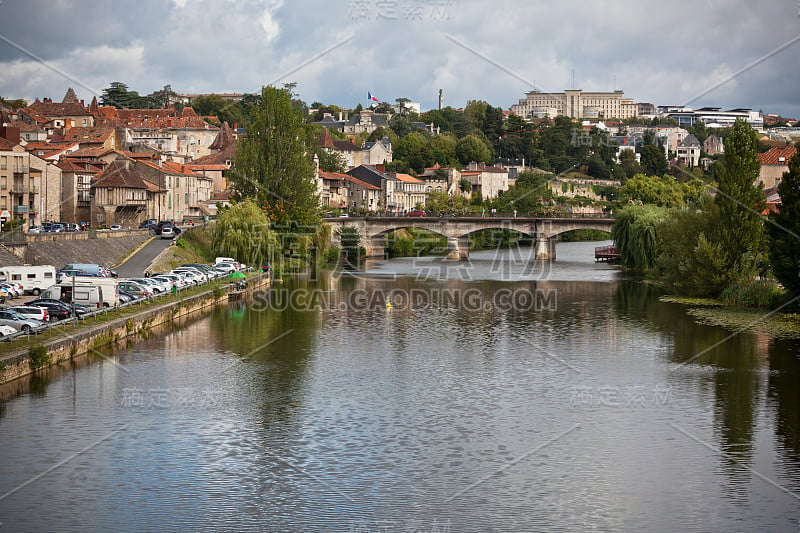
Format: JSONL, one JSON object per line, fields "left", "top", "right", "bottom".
{"left": 92, "top": 161, "right": 148, "bottom": 189}
{"left": 319, "top": 171, "right": 350, "bottom": 181}
{"left": 758, "top": 146, "right": 797, "bottom": 165}
{"left": 54, "top": 126, "right": 115, "bottom": 143}
{"left": 394, "top": 173, "right": 423, "bottom": 183}
{"left": 57, "top": 160, "right": 100, "bottom": 173}
{"left": 29, "top": 100, "right": 90, "bottom": 118}
{"left": 344, "top": 175, "right": 380, "bottom": 190}
{"left": 0, "top": 137, "right": 17, "bottom": 150}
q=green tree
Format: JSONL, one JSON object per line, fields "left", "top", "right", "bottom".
{"left": 612, "top": 204, "right": 669, "bottom": 271}
{"left": 619, "top": 174, "right": 685, "bottom": 207}
{"left": 211, "top": 199, "right": 278, "bottom": 267}
{"left": 618, "top": 148, "right": 642, "bottom": 179}
{"left": 230, "top": 85, "right": 320, "bottom": 226}
{"left": 456, "top": 133, "right": 492, "bottom": 165}
{"left": 192, "top": 94, "right": 245, "bottom": 126}
{"left": 712, "top": 119, "right": 766, "bottom": 288}
{"left": 767, "top": 149, "right": 800, "bottom": 295}
{"left": 640, "top": 144, "right": 668, "bottom": 176}
{"left": 650, "top": 195, "right": 728, "bottom": 296}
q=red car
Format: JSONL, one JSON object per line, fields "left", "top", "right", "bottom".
{"left": 407, "top": 210, "right": 426, "bottom": 217}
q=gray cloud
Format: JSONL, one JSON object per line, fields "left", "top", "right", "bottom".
{"left": 0, "top": 0, "right": 798, "bottom": 117}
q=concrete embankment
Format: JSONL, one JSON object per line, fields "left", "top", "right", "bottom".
{"left": 1, "top": 229, "right": 152, "bottom": 268}
{"left": 0, "top": 273, "right": 271, "bottom": 388}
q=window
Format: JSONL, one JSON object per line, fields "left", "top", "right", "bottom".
{"left": 0, "top": 156, "right": 6, "bottom": 170}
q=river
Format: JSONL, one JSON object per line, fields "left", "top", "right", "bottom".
{"left": 0, "top": 241, "right": 798, "bottom": 532}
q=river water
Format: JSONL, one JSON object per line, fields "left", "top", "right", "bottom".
{"left": 0, "top": 241, "right": 798, "bottom": 532}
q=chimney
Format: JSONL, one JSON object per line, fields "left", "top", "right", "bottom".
{"left": 80, "top": 100, "right": 85, "bottom": 106}
{"left": 0, "top": 126, "right": 21, "bottom": 144}
{"left": 375, "top": 163, "right": 385, "bottom": 173}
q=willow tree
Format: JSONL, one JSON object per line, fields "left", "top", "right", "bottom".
{"left": 230, "top": 85, "right": 320, "bottom": 227}
{"left": 211, "top": 199, "right": 277, "bottom": 268}
{"left": 611, "top": 204, "right": 669, "bottom": 271}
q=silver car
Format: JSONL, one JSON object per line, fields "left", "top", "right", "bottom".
{"left": 0, "top": 309, "right": 45, "bottom": 333}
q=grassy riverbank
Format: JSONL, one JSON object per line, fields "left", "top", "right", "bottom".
{"left": 660, "top": 293, "right": 800, "bottom": 338}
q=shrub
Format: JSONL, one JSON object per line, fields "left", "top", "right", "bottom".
{"left": 28, "top": 344, "right": 51, "bottom": 370}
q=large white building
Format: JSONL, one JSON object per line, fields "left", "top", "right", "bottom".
{"left": 511, "top": 89, "right": 639, "bottom": 120}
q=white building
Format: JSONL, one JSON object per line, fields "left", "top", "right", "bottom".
{"left": 511, "top": 89, "right": 638, "bottom": 119}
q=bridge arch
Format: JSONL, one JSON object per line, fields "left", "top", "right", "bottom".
{"left": 323, "top": 217, "right": 615, "bottom": 261}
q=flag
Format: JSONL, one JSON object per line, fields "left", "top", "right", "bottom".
{"left": 368, "top": 91, "right": 379, "bottom": 103}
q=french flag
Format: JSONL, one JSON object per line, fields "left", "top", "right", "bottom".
{"left": 368, "top": 91, "right": 379, "bottom": 103}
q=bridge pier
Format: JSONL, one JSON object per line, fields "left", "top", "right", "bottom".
{"left": 445, "top": 237, "right": 470, "bottom": 260}
{"left": 534, "top": 234, "right": 557, "bottom": 261}
{"left": 366, "top": 236, "right": 386, "bottom": 259}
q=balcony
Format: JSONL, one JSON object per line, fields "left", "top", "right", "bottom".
{"left": 13, "top": 205, "right": 28, "bottom": 214}
{"left": 124, "top": 198, "right": 147, "bottom": 206}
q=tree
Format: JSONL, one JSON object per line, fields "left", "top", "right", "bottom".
{"left": 618, "top": 148, "right": 642, "bottom": 179}
{"left": 640, "top": 144, "right": 668, "bottom": 176}
{"left": 456, "top": 134, "right": 492, "bottom": 165}
{"left": 612, "top": 204, "right": 669, "bottom": 271}
{"left": 767, "top": 149, "right": 800, "bottom": 295}
{"left": 619, "top": 174, "right": 685, "bottom": 207}
{"left": 230, "top": 85, "right": 320, "bottom": 226}
{"left": 650, "top": 196, "right": 729, "bottom": 296}
{"left": 100, "top": 82, "right": 157, "bottom": 109}
{"left": 211, "top": 199, "right": 278, "bottom": 267}
{"left": 712, "top": 119, "right": 766, "bottom": 289}
{"left": 192, "top": 94, "right": 245, "bottom": 126}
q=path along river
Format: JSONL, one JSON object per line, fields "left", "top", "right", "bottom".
{"left": 0, "top": 241, "right": 798, "bottom": 531}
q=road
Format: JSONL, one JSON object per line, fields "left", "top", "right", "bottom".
{"left": 115, "top": 236, "right": 174, "bottom": 278}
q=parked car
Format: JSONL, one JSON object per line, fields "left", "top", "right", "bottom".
{"left": 160, "top": 226, "right": 175, "bottom": 239}
{"left": 8, "top": 305, "right": 49, "bottom": 323}
{"left": 213, "top": 262, "right": 236, "bottom": 275}
{"left": 407, "top": 210, "right": 426, "bottom": 217}
{"left": 29, "top": 299, "right": 91, "bottom": 318}
{"left": 49, "top": 223, "right": 65, "bottom": 232}
{"left": 0, "top": 309, "right": 45, "bottom": 333}
{"left": 153, "top": 274, "right": 187, "bottom": 289}
{"left": 0, "top": 324, "right": 18, "bottom": 337}
{"left": 118, "top": 290, "right": 139, "bottom": 303}
{"left": 0, "top": 282, "right": 21, "bottom": 298}
{"left": 117, "top": 281, "right": 153, "bottom": 298}
{"left": 28, "top": 226, "right": 43, "bottom": 234}
{"left": 27, "top": 301, "right": 72, "bottom": 321}
{"left": 173, "top": 268, "right": 207, "bottom": 283}
{"left": 110, "top": 224, "right": 123, "bottom": 231}
{"left": 128, "top": 278, "right": 168, "bottom": 293}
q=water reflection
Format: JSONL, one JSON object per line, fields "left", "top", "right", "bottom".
{"left": 0, "top": 242, "right": 798, "bottom": 530}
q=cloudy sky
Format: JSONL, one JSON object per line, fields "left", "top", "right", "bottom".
{"left": 1, "top": 0, "right": 799, "bottom": 117}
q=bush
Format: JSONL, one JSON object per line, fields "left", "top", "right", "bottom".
{"left": 28, "top": 344, "right": 51, "bottom": 370}
{"left": 324, "top": 247, "right": 341, "bottom": 264}
{"left": 719, "top": 280, "right": 786, "bottom": 309}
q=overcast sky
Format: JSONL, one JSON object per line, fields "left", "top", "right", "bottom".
{"left": 1, "top": 0, "right": 799, "bottom": 118}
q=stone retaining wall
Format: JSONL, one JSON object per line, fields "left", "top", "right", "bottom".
{"left": 0, "top": 273, "right": 271, "bottom": 387}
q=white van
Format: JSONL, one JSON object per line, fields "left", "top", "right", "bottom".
{"left": 0, "top": 265, "right": 57, "bottom": 295}
{"left": 55, "top": 277, "right": 119, "bottom": 307}
{"left": 41, "top": 285, "right": 104, "bottom": 308}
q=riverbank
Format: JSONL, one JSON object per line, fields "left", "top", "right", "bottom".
{"left": 0, "top": 272, "right": 271, "bottom": 388}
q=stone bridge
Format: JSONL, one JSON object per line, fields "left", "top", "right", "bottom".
{"left": 323, "top": 216, "right": 614, "bottom": 260}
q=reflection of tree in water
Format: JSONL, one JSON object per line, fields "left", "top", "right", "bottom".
{"left": 613, "top": 280, "right": 762, "bottom": 478}
{"left": 211, "top": 277, "right": 322, "bottom": 432}
{"left": 768, "top": 338, "right": 800, "bottom": 469}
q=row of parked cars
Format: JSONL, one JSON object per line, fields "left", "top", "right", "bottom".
{"left": 0, "top": 258, "right": 248, "bottom": 337}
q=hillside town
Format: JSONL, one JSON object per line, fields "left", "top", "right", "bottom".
{"left": 0, "top": 85, "right": 798, "bottom": 230}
